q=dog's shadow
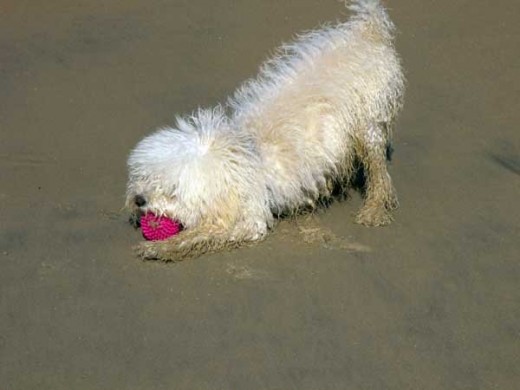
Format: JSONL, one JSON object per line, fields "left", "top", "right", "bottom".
{"left": 274, "top": 160, "right": 372, "bottom": 253}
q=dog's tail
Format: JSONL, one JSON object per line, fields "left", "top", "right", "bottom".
{"left": 347, "top": 0, "right": 395, "bottom": 40}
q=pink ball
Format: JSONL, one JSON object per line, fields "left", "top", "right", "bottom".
{"left": 140, "top": 212, "right": 182, "bottom": 241}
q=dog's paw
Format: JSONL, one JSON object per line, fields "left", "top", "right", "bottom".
{"left": 355, "top": 206, "right": 393, "bottom": 227}
{"left": 385, "top": 191, "right": 399, "bottom": 210}
{"left": 134, "top": 241, "right": 163, "bottom": 260}
{"left": 134, "top": 241, "right": 183, "bottom": 262}
{"left": 133, "top": 238, "right": 199, "bottom": 262}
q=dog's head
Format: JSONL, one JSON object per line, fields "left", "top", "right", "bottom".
{"left": 126, "top": 107, "right": 263, "bottom": 231}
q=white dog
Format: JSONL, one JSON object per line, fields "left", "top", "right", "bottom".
{"left": 126, "top": 0, "right": 405, "bottom": 261}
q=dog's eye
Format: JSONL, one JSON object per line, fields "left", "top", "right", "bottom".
{"left": 135, "top": 195, "right": 147, "bottom": 207}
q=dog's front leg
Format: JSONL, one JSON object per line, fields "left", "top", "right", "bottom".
{"left": 134, "top": 224, "right": 243, "bottom": 262}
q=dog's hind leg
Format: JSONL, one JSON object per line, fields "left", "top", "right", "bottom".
{"left": 355, "top": 122, "right": 398, "bottom": 226}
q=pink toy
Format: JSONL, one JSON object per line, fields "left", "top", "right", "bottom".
{"left": 140, "top": 212, "right": 182, "bottom": 241}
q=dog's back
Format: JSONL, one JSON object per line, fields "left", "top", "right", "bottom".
{"left": 230, "top": 0, "right": 405, "bottom": 215}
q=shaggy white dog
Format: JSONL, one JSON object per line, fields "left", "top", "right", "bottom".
{"left": 126, "top": 0, "right": 405, "bottom": 261}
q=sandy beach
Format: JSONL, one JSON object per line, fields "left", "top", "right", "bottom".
{"left": 1, "top": 0, "right": 519, "bottom": 388}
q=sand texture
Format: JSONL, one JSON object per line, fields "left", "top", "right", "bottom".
{"left": 1, "top": 1, "right": 519, "bottom": 388}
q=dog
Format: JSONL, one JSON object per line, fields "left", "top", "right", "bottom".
{"left": 126, "top": 0, "right": 405, "bottom": 261}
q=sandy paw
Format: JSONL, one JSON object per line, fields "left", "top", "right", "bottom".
{"left": 134, "top": 241, "right": 161, "bottom": 260}
{"left": 355, "top": 206, "right": 393, "bottom": 227}
{"left": 385, "top": 193, "right": 399, "bottom": 210}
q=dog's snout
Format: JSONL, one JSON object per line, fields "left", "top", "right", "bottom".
{"left": 134, "top": 195, "right": 147, "bottom": 207}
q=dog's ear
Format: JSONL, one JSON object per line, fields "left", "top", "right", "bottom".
{"left": 173, "top": 108, "right": 262, "bottom": 221}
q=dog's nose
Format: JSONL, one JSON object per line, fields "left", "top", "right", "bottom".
{"left": 134, "top": 195, "right": 147, "bottom": 207}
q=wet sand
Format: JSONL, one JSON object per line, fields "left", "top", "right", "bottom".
{"left": 1, "top": 0, "right": 519, "bottom": 388}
